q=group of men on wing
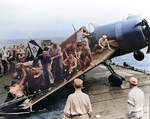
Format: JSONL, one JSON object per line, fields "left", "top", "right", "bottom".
{"left": 3, "top": 26, "right": 114, "bottom": 102}
{"left": 63, "top": 40, "right": 93, "bottom": 75}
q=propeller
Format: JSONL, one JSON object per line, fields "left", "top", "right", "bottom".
{"left": 141, "top": 19, "right": 150, "bottom": 53}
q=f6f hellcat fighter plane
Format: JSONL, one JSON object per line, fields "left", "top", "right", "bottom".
{"left": 28, "top": 15, "right": 150, "bottom": 88}
{"left": 1, "top": 15, "right": 150, "bottom": 115}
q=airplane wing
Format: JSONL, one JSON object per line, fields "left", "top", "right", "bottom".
{"left": 29, "top": 48, "right": 116, "bottom": 108}
{"left": 67, "top": 48, "right": 116, "bottom": 83}
{"left": 0, "top": 47, "right": 116, "bottom": 114}
{"left": 28, "top": 40, "right": 43, "bottom": 58}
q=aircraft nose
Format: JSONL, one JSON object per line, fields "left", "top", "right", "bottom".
{"left": 141, "top": 19, "right": 150, "bottom": 53}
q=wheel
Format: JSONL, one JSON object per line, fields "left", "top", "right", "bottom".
{"left": 108, "top": 74, "right": 123, "bottom": 86}
{"left": 133, "top": 51, "right": 144, "bottom": 61}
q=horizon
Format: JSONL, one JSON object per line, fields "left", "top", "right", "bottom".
{"left": 1, "top": 0, "right": 150, "bottom": 40}
{"left": 0, "top": 36, "right": 68, "bottom": 41}
{"left": 0, "top": 36, "right": 68, "bottom": 49}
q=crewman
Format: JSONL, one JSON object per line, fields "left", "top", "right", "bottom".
{"left": 40, "top": 51, "right": 54, "bottom": 88}
{"left": 64, "top": 78, "right": 92, "bottom": 119}
{"left": 63, "top": 41, "right": 76, "bottom": 59}
{"left": 2, "top": 46, "right": 9, "bottom": 75}
{"left": 63, "top": 52, "right": 77, "bottom": 74}
{"left": 80, "top": 41, "right": 94, "bottom": 71}
{"left": 48, "top": 43, "right": 62, "bottom": 82}
{"left": 4, "top": 81, "right": 26, "bottom": 101}
{"left": 76, "top": 27, "right": 91, "bottom": 47}
{"left": 99, "top": 35, "right": 112, "bottom": 50}
{"left": 19, "top": 67, "right": 43, "bottom": 94}
{"left": 126, "top": 77, "right": 145, "bottom": 119}
{"left": 94, "top": 35, "right": 112, "bottom": 54}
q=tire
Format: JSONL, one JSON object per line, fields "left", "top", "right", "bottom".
{"left": 133, "top": 51, "right": 144, "bottom": 61}
{"left": 108, "top": 74, "right": 123, "bottom": 87}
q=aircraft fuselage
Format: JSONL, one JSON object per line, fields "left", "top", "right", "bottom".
{"left": 90, "top": 15, "right": 148, "bottom": 57}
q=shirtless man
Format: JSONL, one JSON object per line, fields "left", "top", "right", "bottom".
{"left": 63, "top": 52, "right": 77, "bottom": 74}
{"left": 76, "top": 43, "right": 84, "bottom": 70}
{"left": 4, "top": 81, "right": 26, "bottom": 101}
{"left": 19, "top": 67, "right": 43, "bottom": 94}
{"left": 14, "top": 60, "right": 33, "bottom": 79}
{"left": 63, "top": 41, "right": 76, "bottom": 59}
{"left": 9, "top": 83, "right": 25, "bottom": 100}
{"left": 80, "top": 41, "right": 94, "bottom": 70}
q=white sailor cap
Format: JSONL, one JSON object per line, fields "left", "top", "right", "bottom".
{"left": 102, "top": 35, "right": 107, "bottom": 38}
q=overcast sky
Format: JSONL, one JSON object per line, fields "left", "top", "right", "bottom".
{"left": 0, "top": 0, "right": 150, "bottom": 40}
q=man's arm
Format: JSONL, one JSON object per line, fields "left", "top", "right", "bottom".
{"left": 34, "top": 70, "right": 43, "bottom": 78}
{"left": 51, "top": 53, "right": 61, "bottom": 60}
{"left": 83, "top": 33, "right": 91, "bottom": 37}
{"left": 19, "top": 69, "right": 26, "bottom": 87}
{"left": 64, "top": 50, "right": 68, "bottom": 58}
{"left": 70, "top": 58, "right": 77, "bottom": 69}
{"left": 87, "top": 95, "right": 92, "bottom": 118}
{"left": 98, "top": 38, "right": 104, "bottom": 48}
{"left": 51, "top": 46, "right": 62, "bottom": 60}
{"left": 106, "top": 39, "right": 112, "bottom": 50}
{"left": 126, "top": 93, "right": 134, "bottom": 118}
{"left": 63, "top": 57, "right": 68, "bottom": 66}
{"left": 64, "top": 96, "right": 71, "bottom": 118}
{"left": 88, "top": 112, "right": 92, "bottom": 118}
{"left": 126, "top": 103, "right": 133, "bottom": 118}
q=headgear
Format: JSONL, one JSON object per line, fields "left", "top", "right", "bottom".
{"left": 129, "top": 77, "right": 138, "bottom": 86}
{"left": 74, "top": 79, "right": 83, "bottom": 88}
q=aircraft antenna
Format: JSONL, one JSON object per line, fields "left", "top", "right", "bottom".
{"left": 29, "top": 36, "right": 33, "bottom": 40}
{"left": 71, "top": 24, "right": 76, "bottom": 32}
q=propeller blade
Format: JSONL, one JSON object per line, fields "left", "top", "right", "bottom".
{"left": 141, "top": 19, "right": 150, "bottom": 54}
{"left": 147, "top": 46, "right": 150, "bottom": 53}
{"left": 146, "top": 31, "right": 150, "bottom": 53}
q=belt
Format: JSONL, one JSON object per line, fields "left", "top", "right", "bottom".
{"left": 132, "top": 110, "right": 142, "bottom": 113}
{"left": 72, "top": 113, "right": 88, "bottom": 117}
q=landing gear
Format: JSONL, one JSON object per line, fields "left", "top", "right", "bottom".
{"left": 133, "top": 50, "right": 144, "bottom": 61}
{"left": 108, "top": 73, "right": 122, "bottom": 86}
{"left": 104, "top": 60, "right": 125, "bottom": 87}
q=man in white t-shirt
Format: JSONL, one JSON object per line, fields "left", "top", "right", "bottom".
{"left": 48, "top": 43, "right": 62, "bottom": 82}
{"left": 2, "top": 46, "right": 9, "bottom": 75}
{"left": 64, "top": 78, "right": 92, "bottom": 119}
{"left": 76, "top": 27, "right": 91, "bottom": 47}
{"left": 126, "top": 77, "right": 145, "bottom": 119}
